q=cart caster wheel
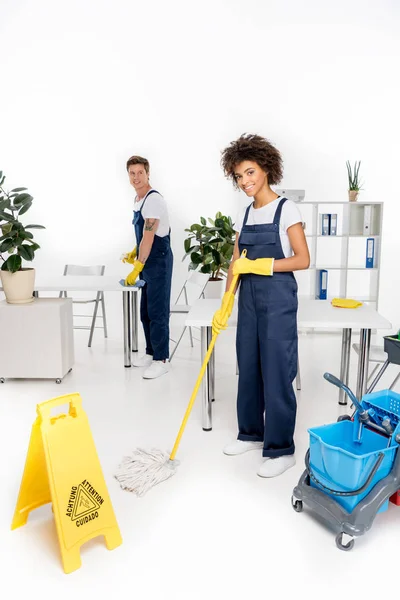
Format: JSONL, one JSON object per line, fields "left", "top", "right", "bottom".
{"left": 337, "top": 414, "right": 352, "bottom": 422}
{"left": 335, "top": 532, "right": 354, "bottom": 551}
{"left": 55, "top": 379, "right": 62, "bottom": 384}
{"left": 291, "top": 496, "right": 303, "bottom": 512}
{"left": 0, "top": 378, "right": 4, "bottom": 383}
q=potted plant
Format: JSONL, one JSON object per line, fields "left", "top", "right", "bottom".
{"left": 0, "top": 170, "right": 45, "bottom": 304}
{"left": 183, "top": 212, "right": 235, "bottom": 298}
{"left": 346, "top": 160, "right": 363, "bottom": 202}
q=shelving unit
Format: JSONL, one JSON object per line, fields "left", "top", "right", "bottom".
{"left": 295, "top": 202, "right": 383, "bottom": 309}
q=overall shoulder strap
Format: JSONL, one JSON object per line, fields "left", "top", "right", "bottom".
{"left": 140, "top": 189, "right": 158, "bottom": 212}
{"left": 273, "top": 198, "right": 287, "bottom": 226}
{"left": 242, "top": 203, "right": 252, "bottom": 226}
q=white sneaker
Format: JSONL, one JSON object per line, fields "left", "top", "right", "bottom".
{"left": 257, "top": 454, "right": 295, "bottom": 478}
{"left": 143, "top": 360, "right": 169, "bottom": 379}
{"left": 132, "top": 354, "right": 153, "bottom": 368}
{"left": 223, "top": 440, "right": 264, "bottom": 456}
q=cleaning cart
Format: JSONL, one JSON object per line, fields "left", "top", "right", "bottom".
{"left": 292, "top": 372, "right": 400, "bottom": 551}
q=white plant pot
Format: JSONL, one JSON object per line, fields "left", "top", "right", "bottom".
{"left": 0, "top": 268, "right": 35, "bottom": 304}
{"left": 203, "top": 278, "right": 224, "bottom": 299}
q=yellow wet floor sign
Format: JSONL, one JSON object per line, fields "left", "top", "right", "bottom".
{"left": 11, "top": 393, "right": 122, "bottom": 574}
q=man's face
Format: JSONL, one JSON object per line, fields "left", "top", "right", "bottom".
{"left": 128, "top": 164, "right": 149, "bottom": 194}
{"left": 234, "top": 161, "right": 268, "bottom": 197}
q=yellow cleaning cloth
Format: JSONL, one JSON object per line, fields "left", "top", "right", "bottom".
{"left": 331, "top": 298, "right": 363, "bottom": 309}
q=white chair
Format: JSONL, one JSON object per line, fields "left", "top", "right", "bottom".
{"left": 352, "top": 343, "right": 400, "bottom": 392}
{"left": 59, "top": 264, "right": 108, "bottom": 347}
{"left": 169, "top": 271, "right": 209, "bottom": 361}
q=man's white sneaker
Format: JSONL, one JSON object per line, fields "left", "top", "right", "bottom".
{"left": 143, "top": 360, "right": 169, "bottom": 379}
{"left": 132, "top": 354, "right": 153, "bottom": 368}
{"left": 223, "top": 440, "right": 264, "bottom": 456}
{"left": 257, "top": 454, "right": 295, "bottom": 478}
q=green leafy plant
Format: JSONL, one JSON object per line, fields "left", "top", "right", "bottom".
{"left": 183, "top": 212, "right": 235, "bottom": 280}
{"left": 0, "top": 170, "right": 45, "bottom": 273}
{"left": 346, "top": 160, "right": 363, "bottom": 191}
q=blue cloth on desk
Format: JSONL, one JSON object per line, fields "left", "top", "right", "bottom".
{"left": 119, "top": 279, "right": 146, "bottom": 288}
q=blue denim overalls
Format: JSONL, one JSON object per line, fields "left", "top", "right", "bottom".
{"left": 236, "top": 198, "right": 298, "bottom": 457}
{"left": 133, "top": 190, "right": 173, "bottom": 360}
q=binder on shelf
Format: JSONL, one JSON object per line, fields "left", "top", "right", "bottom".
{"left": 321, "top": 214, "right": 330, "bottom": 236}
{"left": 330, "top": 214, "right": 337, "bottom": 235}
{"left": 317, "top": 269, "right": 328, "bottom": 299}
{"left": 363, "top": 205, "right": 372, "bottom": 236}
{"left": 366, "top": 238, "right": 375, "bottom": 268}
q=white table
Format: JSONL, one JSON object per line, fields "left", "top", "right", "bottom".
{"left": 185, "top": 297, "right": 392, "bottom": 430}
{"left": 1, "top": 276, "right": 140, "bottom": 368}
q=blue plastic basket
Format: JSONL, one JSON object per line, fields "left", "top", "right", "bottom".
{"left": 361, "top": 389, "right": 400, "bottom": 440}
{"left": 308, "top": 420, "right": 397, "bottom": 513}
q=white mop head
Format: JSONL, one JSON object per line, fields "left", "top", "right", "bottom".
{"left": 114, "top": 448, "right": 178, "bottom": 497}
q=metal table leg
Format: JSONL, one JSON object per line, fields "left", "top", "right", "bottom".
{"left": 356, "top": 328, "right": 371, "bottom": 400}
{"left": 131, "top": 291, "right": 138, "bottom": 353}
{"left": 201, "top": 326, "right": 213, "bottom": 431}
{"left": 123, "top": 291, "right": 131, "bottom": 367}
{"left": 296, "top": 356, "right": 301, "bottom": 391}
{"left": 339, "top": 328, "right": 352, "bottom": 405}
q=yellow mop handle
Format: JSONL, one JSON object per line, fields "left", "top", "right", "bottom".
{"left": 169, "top": 272, "right": 240, "bottom": 461}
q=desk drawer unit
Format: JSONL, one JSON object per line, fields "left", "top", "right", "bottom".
{"left": 0, "top": 298, "right": 74, "bottom": 381}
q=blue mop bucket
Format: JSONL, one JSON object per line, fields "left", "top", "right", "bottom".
{"left": 308, "top": 418, "right": 397, "bottom": 513}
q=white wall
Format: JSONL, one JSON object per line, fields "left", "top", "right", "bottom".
{"left": 1, "top": 0, "right": 399, "bottom": 333}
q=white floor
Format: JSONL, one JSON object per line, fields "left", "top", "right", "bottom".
{"left": 1, "top": 312, "right": 400, "bottom": 599}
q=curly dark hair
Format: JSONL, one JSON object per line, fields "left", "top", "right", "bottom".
{"left": 220, "top": 133, "right": 283, "bottom": 188}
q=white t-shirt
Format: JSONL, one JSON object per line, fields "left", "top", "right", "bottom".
{"left": 134, "top": 189, "right": 170, "bottom": 238}
{"left": 234, "top": 197, "right": 302, "bottom": 258}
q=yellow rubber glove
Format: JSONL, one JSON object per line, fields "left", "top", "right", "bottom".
{"left": 232, "top": 257, "right": 274, "bottom": 276}
{"left": 331, "top": 298, "right": 363, "bottom": 309}
{"left": 124, "top": 260, "right": 144, "bottom": 286}
{"left": 212, "top": 292, "right": 235, "bottom": 336}
{"left": 121, "top": 246, "right": 137, "bottom": 265}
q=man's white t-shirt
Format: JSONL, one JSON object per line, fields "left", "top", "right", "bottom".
{"left": 234, "top": 197, "right": 302, "bottom": 258}
{"left": 134, "top": 189, "right": 170, "bottom": 238}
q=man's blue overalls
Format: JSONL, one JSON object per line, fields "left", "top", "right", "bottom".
{"left": 236, "top": 198, "right": 298, "bottom": 457}
{"left": 133, "top": 190, "right": 173, "bottom": 361}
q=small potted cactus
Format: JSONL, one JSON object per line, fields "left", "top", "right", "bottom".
{"left": 346, "top": 160, "right": 363, "bottom": 202}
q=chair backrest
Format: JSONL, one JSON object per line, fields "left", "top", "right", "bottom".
{"left": 63, "top": 264, "right": 105, "bottom": 276}
{"left": 186, "top": 270, "right": 209, "bottom": 289}
{"left": 173, "top": 270, "right": 209, "bottom": 306}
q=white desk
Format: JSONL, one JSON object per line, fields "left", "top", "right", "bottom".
{"left": 1, "top": 276, "right": 140, "bottom": 368}
{"left": 185, "top": 297, "right": 392, "bottom": 430}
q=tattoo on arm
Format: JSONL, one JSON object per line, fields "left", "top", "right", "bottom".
{"left": 144, "top": 219, "right": 157, "bottom": 232}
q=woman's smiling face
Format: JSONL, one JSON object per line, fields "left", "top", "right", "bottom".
{"left": 234, "top": 161, "right": 268, "bottom": 197}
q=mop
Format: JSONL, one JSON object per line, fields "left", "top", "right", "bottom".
{"left": 114, "top": 257, "right": 243, "bottom": 497}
